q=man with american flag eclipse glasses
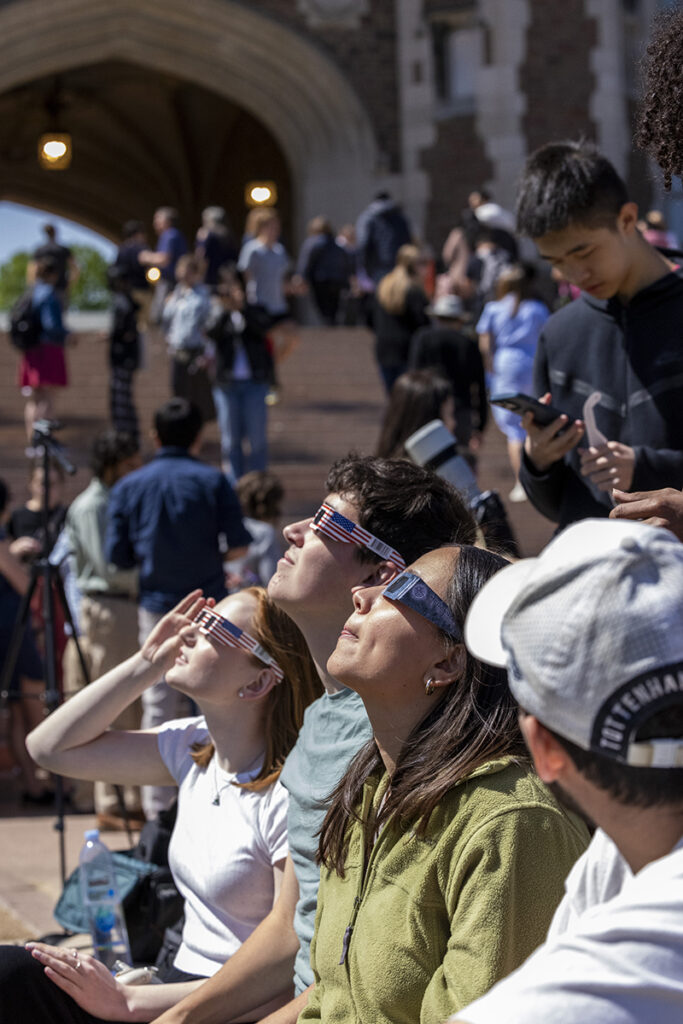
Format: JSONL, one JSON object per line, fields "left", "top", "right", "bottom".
{"left": 310, "top": 501, "right": 406, "bottom": 571}
{"left": 195, "top": 607, "right": 284, "bottom": 683}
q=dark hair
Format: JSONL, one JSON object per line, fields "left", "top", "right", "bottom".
{"left": 376, "top": 370, "right": 454, "bottom": 460}
{"left": 549, "top": 705, "right": 683, "bottom": 809}
{"left": 319, "top": 545, "right": 527, "bottom": 874}
{"left": 635, "top": 6, "right": 683, "bottom": 190}
{"left": 496, "top": 263, "right": 544, "bottom": 316}
{"left": 122, "top": 219, "right": 145, "bottom": 240}
{"left": 237, "top": 470, "right": 284, "bottom": 521}
{"left": 154, "top": 398, "right": 203, "bottom": 448}
{"left": 43, "top": 223, "right": 56, "bottom": 240}
{"left": 325, "top": 454, "right": 476, "bottom": 566}
{"left": 191, "top": 587, "right": 323, "bottom": 790}
{"left": 515, "top": 141, "right": 629, "bottom": 238}
{"left": 90, "top": 431, "right": 139, "bottom": 480}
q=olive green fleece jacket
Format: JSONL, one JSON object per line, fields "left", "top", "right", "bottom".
{"left": 298, "top": 758, "right": 589, "bottom": 1024}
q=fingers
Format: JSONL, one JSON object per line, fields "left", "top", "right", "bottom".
{"left": 172, "top": 589, "right": 204, "bottom": 616}
{"left": 27, "top": 944, "right": 86, "bottom": 993}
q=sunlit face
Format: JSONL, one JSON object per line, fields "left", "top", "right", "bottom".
{"left": 327, "top": 547, "right": 459, "bottom": 702}
{"left": 535, "top": 207, "right": 637, "bottom": 301}
{"left": 165, "top": 591, "right": 262, "bottom": 705}
{"left": 267, "top": 493, "right": 384, "bottom": 628}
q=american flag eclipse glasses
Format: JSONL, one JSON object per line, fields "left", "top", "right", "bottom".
{"left": 310, "top": 502, "right": 406, "bottom": 571}
{"left": 195, "top": 608, "right": 284, "bottom": 682}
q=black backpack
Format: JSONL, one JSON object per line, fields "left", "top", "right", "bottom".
{"left": 9, "top": 289, "right": 42, "bottom": 350}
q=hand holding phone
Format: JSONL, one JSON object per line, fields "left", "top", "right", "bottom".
{"left": 490, "top": 392, "right": 567, "bottom": 426}
{"left": 499, "top": 392, "right": 585, "bottom": 472}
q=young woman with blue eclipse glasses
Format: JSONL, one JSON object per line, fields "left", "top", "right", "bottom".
{"left": 0, "top": 587, "right": 321, "bottom": 1024}
{"left": 299, "top": 543, "right": 590, "bottom": 1024}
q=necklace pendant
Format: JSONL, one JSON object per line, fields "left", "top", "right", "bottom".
{"left": 212, "top": 795, "right": 220, "bottom": 806}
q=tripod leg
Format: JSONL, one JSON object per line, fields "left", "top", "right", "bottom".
{"left": 40, "top": 561, "right": 68, "bottom": 886}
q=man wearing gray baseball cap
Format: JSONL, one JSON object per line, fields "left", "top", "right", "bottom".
{"left": 451, "top": 517, "right": 683, "bottom": 1024}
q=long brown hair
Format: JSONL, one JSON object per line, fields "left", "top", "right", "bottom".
{"left": 191, "top": 587, "right": 322, "bottom": 790}
{"left": 376, "top": 244, "right": 424, "bottom": 315}
{"left": 318, "top": 545, "right": 528, "bottom": 875}
{"left": 376, "top": 370, "right": 454, "bottom": 459}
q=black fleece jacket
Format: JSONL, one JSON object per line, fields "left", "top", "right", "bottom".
{"left": 519, "top": 270, "right": 683, "bottom": 528}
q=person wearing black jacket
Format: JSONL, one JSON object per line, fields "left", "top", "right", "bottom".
{"left": 207, "top": 274, "right": 274, "bottom": 481}
{"left": 515, "top": 141, "right": 683, "bottom": 529}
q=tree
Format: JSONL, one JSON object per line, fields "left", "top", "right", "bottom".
{"left": 0, "top": 251, "right": 30, "bottom": 310}
{"left": 69, "top": 245, "right": 109, "bottom": 310}
{"left": 0, "top": 244, "right": 110, "bottom": 311}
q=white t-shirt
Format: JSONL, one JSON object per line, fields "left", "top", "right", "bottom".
{"left": 157, "top": 716, "right": 289, "bottom": 976}
{"left": 237, "top": 239, "right": 289, "bottom": 315}
{"left": 455, "top": 836, "right": 683, "bottom": 1024}
{"left": 547, "top": 828, "right": 631, "bottom": 940}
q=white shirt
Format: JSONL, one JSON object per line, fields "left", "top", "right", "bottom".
{"left": 455, "top": 835, "right": 683, "bottom": 1024}
{"left": 157, "top": 716, "right": 289, "bottom": 976}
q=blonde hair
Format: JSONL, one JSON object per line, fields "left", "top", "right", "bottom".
{"left": 376, "top": 244, "right": 422, "bottom": 315}
{"left": 191, "top": 588, "right": 322, "bottom": 790}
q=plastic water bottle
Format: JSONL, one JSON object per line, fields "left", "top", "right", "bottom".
{"left": 79, "top": 829, "right": 132, "bottom": 970}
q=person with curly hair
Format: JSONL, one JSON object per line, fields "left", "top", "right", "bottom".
{"left": 634, "top": 4, "right": 683, "bottom": 190}
{"left": 608, "top": 3, "right": 683, "bottom": 537}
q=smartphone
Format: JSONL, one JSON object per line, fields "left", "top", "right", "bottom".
{"left": 490, "top": 393, "right": 567, "bottom": 427}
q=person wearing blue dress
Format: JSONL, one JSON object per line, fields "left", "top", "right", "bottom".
{"left": 476, "top": 265, "right": 549, "bottom": 501}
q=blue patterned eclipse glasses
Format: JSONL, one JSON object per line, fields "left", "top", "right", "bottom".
{"left": 382, "top": 571, "right": 462, "bottom": 641}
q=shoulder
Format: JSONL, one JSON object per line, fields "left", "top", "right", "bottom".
{"left": 157, "top": 715, "right": 210, "bottom": 781}
{"left": 430, "top": 759, "right": 585, "bottom": 843}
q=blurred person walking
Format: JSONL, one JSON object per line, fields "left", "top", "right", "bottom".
{"left": 373, "top": 244, "right": 430, "bottom": 393}
{"left": 477, "top": 264, "right": 549, "bottom": 501}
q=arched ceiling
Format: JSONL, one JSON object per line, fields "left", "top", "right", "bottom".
{"left": 0, "top": 0, "right": 378, "bottom": 240}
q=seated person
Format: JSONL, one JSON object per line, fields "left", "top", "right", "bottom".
{"left": 0, "top": 588, "right": 321, "bottom": 1023}
{"left": 300, "top": 543, "right": 590, "bottom": 1024}
{"left": 452, "top": 517, "right": 683, "bottom": 1023}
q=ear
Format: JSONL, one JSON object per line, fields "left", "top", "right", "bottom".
{"left": 425, "top": 644, "right": 467, "bottom": 692}
{"left": 240, "top": 668, "right": 279, "bottom": 702}
{"left": 358, "top": 559, "right": 400, "bottom": 589}
{"left": 520, "top": 715, "right": 573, "bottom": 783}
{"left": 618, "top": 201, "right": 639, "bottom": 236}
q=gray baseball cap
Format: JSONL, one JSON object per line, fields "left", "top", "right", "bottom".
{"left": 464, "top": 519, "right": 683, "bottom": 767}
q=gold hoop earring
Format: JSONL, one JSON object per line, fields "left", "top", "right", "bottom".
{"left": 425, "top": 678, "right": 435, "bottom": 696}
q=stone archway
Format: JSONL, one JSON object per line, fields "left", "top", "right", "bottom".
{"left": 0, "top": 0, "right": 378, "bottom": 240}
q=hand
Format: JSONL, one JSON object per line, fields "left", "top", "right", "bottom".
{"left": 8, "top": 536, "right": 41, "bottom": 559}
{"left": 522, "top": 393, "right": 584, "bottom": 473}
{"left": 26, "top": 943, "right": 130, "bottom": 1022}
{"left": 140, "top": 590, "right": 214, "bottom": 669}
{"left": 610, "top": 487, "right": 683, "bottom": 541}
{"left": 579, "top": 441, "right": 635, "bottom": 492}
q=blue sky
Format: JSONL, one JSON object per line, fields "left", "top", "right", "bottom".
{"left": 0, "top": 201, "right": 117, "bottom": 264}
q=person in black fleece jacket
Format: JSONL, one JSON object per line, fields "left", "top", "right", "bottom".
{"left": 514, "top": 140, "right": 683, "bottom": 529}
